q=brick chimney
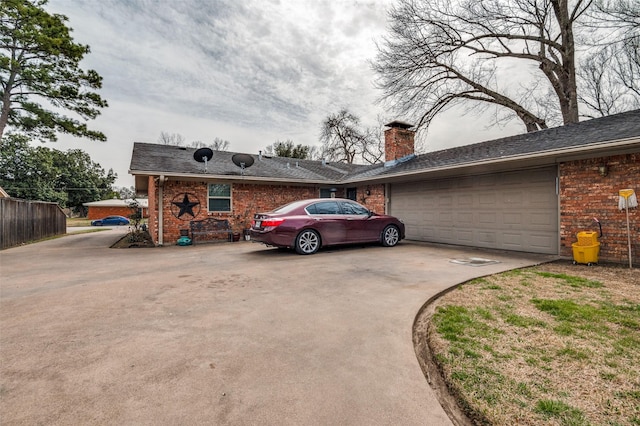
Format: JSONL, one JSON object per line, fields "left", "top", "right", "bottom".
{"left": 384, "top": 120, "right": 415, "bottom": 162}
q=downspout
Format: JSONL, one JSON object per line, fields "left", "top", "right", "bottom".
{"left": 385, "top": 183, "right": 390, "bottom": 214}
{"left": 158, "top": 175, "right": 166, "bottom": 246}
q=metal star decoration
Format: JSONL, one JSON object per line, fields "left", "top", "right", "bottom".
{"left": 172, "top": 193, "right": 200, "bottom": 218}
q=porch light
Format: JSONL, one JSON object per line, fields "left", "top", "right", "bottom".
{"left": 598, "top": 163, "right": 608, "bottom": 177}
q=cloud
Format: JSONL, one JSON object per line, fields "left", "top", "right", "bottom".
{"left": 44, "top": 0, "right": 522, "bottom": 186}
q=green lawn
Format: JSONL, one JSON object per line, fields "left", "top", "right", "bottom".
{"left": 66, "top": 217, "right": 93, "bottom": 227}
{"left": 428, "top": 264, "right": 640, "bottom": 426}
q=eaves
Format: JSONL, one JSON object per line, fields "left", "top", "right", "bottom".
{"left": 128, "top": 169, "right": 341, "bottom": 186}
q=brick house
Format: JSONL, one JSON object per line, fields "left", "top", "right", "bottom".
{"left": 130, "top": 110, "right": 640, "bottom": 264}
{"left": 83, "top": 198, "right": 149, "bottom": 220}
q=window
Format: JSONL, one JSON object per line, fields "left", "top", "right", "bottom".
{"left": 307, "top": 201, "right": 340, "bottom": 215}
{"left": 208, "top": 183, "right": 231, "bottom": 212}
{"left": 320, "top": 188, "right": 340, "bottom": 198}
{"left": 340, "top": 201, "right": 368, "bottom": 215}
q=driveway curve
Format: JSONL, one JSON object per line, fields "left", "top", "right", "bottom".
{"left": 0, "top": 231, "right": 554, "bottom": 425}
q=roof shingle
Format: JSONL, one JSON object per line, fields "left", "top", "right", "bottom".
{"left": 129, "top": 109, "right": 640, "bottom": 183}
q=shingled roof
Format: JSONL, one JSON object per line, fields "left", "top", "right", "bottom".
{"left": 129, "top": 143, "right": 378, "bottom": 184}
{"left": 348, "top": 109, "right": 640, "bottom": 182}
{"left": 129, "top": 109, "right": 640, "bottom": 184}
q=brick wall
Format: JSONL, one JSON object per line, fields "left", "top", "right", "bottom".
{"left": 148, "top": 176, "right": 157, "bottom": 244}
{"left": 353, "top": 184, "right": 385, "bottom": 213}
{"left": 560, "top": 153, "right": 639, "bottom": 264}
{"left": 149, "top": 180, "right": 386, "bottom": 245}
{"left": 384, "top": 126, "right": 415, "bottom": 161}
{"left": 87, "top": 206, "right": 149, "bottom": 220}
{"left": 87, "top": 206, "right": 133, "bottom": 220}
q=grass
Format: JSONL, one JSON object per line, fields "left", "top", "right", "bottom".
{"left": 428, "top": 263, "right": 640, "bottom": 426}
{"left": 67, "top": 217, "right": 93, "bottom": 227}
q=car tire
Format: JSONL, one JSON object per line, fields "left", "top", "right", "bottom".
{"left": 295, "top": 229, "right": 320, "bottom": 255}
{"left": 381, "top": 225, "right": 400, "bottom": 247}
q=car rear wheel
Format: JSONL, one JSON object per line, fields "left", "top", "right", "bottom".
{"left": 295, "top": 229, "right": 320, "bottom": 255}
{"left": 381, "top": 225, "right": 399, "bottom": 247}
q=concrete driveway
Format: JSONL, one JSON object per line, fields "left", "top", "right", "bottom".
{"left": 0, "top": 230, "right": 554, "bottom": 425}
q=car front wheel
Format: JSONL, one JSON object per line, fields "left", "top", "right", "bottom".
{"left": 381, "top": 225, "right": 399, "bottom": 247}
{"left": 295, "top": 229, "right": 320, "bottom": 255}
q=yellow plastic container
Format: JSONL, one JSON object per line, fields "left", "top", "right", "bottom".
{"left": 572, "top": 242, "right": 600, "bottom": 265}
{"left": 576, "top": 231, "right": 599, "bottom": 246}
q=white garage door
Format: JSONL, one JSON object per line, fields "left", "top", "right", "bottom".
{"left": 389, "top": 167, "right": 559, "bottom": 254}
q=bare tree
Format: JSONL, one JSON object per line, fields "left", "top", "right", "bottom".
{"left": 209, "top": 137, "right": 230, "bottom": 151}
{"left": 157, "top": 131, "right": 185, "bottom": 146}
{"left": 192, "top": 137, "right": 231, "bottom": 151}
{"left": 320, "top": 109, "right": 383, "bottom": 164}
{"left": 579, "top": 0, "right": 640, "bottom": 117}
{"left": 373, "top": 0, "right": 595, "bottom": 133}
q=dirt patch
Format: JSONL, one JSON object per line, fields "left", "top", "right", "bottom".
{"left": 110, "top": 230, "right": 155, "bottom": 248}
{"left": 417, "top": 260, "right": 639, "bottom": 426}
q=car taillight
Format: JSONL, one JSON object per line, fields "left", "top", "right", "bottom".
{"left": 261, "top": 218, "right": 285, "bottom": 227}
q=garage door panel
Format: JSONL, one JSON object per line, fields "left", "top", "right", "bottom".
{"left": 502, "top": 191, "right": 524, "bottom": 205}
{"left": 529, "top": 191, "right": 557, "bottom": 206}
{"left": 438, "top": 212, "right": 454, "bottom": 225}
{"left": 478, "top": 213, "right": 496, "bottom": 226}
{"left": 477, "top": 231, "right": 497, "bottom": 245}
{"left": 390, "top": 167, "right": 558, "bottom": 254}
{"left": 503, "top": 213, "right": 523, "bottom": 226}
{"left": 440, "top": 228, "right": 457, "bottom": 241}
{"left": 456, "top": 229, "right": 474, "bottom": 243}
{"left": 529, "top": 212, "right": 555, "bottom": 227}
{"left": 479, "top": 193, "right": 497, "bottom": 206}
{"left": 456, "top": 212, "right": 474, "bottom": 226}
{"left": 528, "top": 233, "right": 556, "bottom": 250}
{"left": 456, "top": 194, "right": 474, "bottom": 208}
{"left": 421, "top": 226, "right": 436, "bottom": 239}
{"left": 502, "top": 232, "right": 523, "bottom": 248}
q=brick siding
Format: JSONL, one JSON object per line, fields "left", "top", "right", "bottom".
{"left": 148, "top": 176, "right": 157, "bottom": 243}
{"left": 87, "top": 206, "right": 149, "bottom": 220}
{"left": 560, "top": 153, "right": 639, "bottom": 264}
{"left": 385, "top": 126, "right": 415, "bottom": 161}
{"left": 149, "top": 179, "right": 386, "bottom": 245}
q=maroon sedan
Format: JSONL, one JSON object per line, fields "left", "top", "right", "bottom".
{"left": 249, "top": 198, "right": 405, "bottom": 255}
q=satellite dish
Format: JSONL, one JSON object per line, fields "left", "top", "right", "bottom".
{"left": 231, "top": 153, "right": 254, "bottom": 175}
{"left": 193, "top": 148, "right": 214, "bottom": 172}
{"left": 194, "top": 148, "right": 213, "bottom": 163}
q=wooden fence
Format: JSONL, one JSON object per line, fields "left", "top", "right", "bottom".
{"left": 0, "top": 198, "right": 67, "bottom": 250}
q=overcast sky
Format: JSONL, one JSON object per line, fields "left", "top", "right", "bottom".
{"left": 45, "top": 0, "right": 522, "bottom": 187}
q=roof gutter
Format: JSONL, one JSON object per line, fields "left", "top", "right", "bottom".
{"left": 127, "top": 171, "right": 339, "bottom": 186}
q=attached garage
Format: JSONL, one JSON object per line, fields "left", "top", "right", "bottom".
{"left": 388, "top": 167, "right": 559, "bottom": 254}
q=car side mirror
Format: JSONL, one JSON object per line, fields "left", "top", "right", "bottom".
{"left": 367, "top": 210, "right": 373, "bottom": 218}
